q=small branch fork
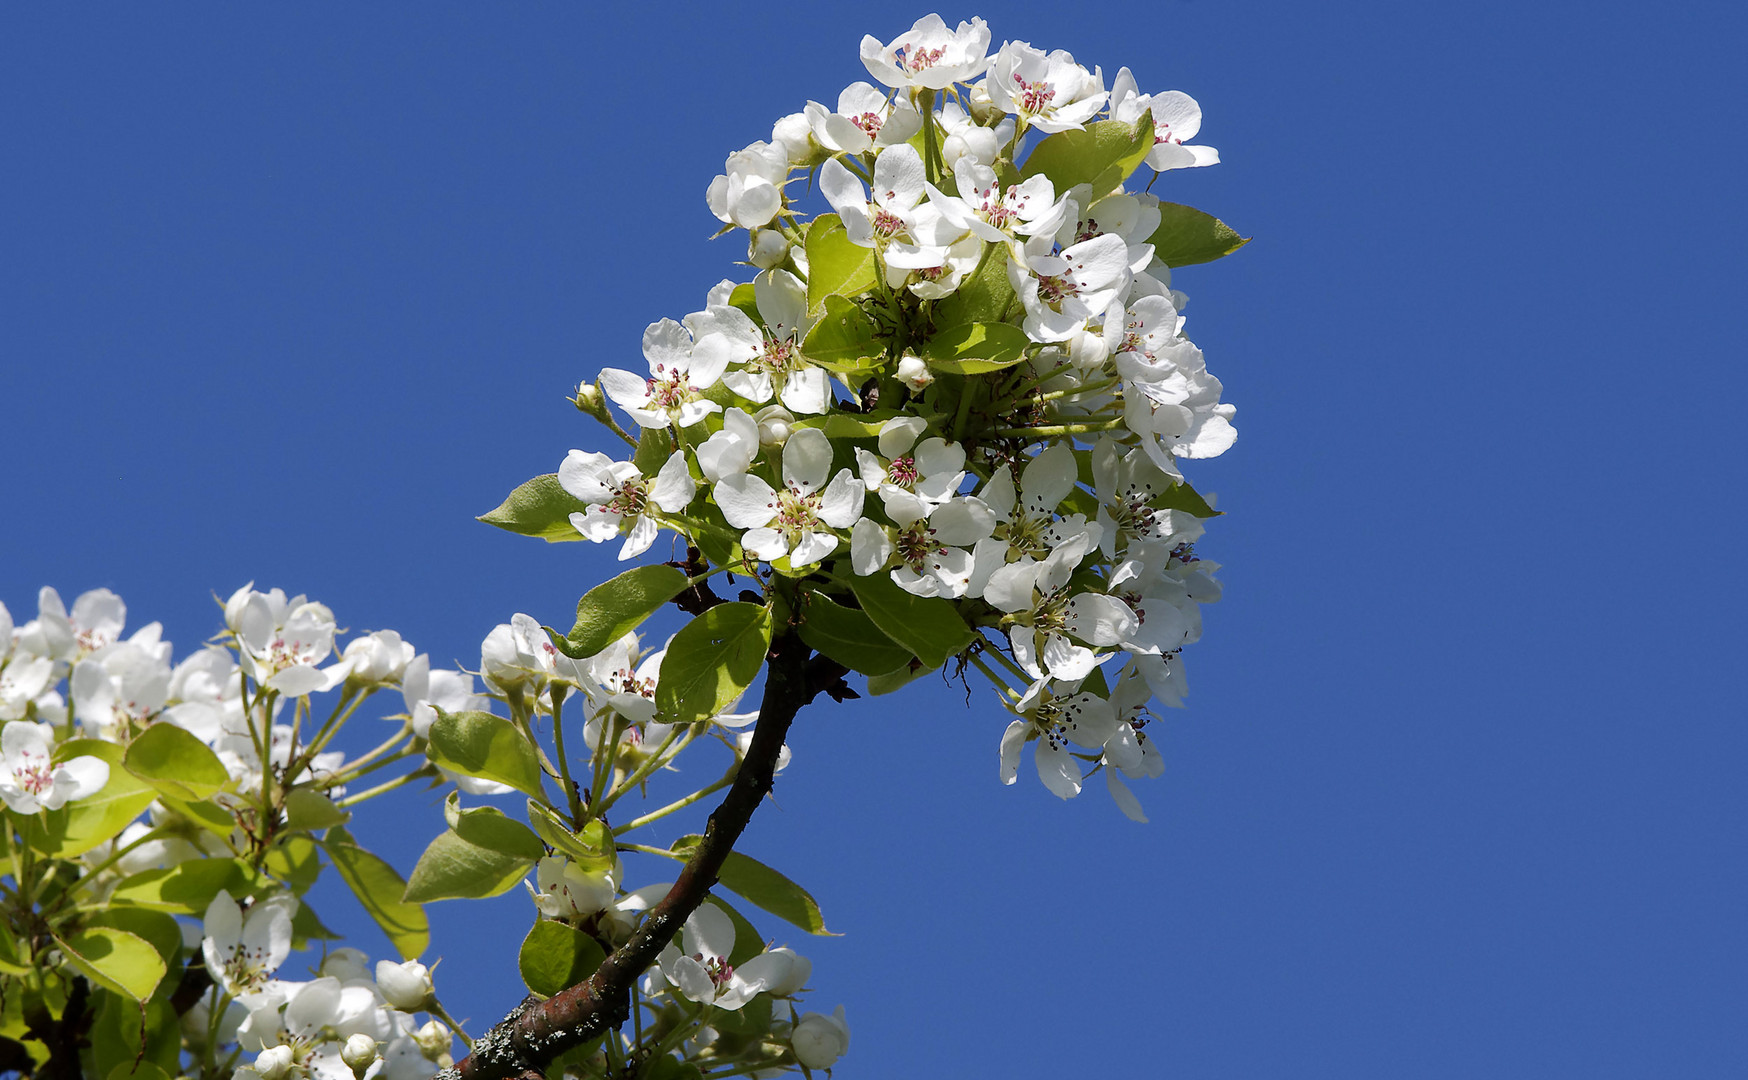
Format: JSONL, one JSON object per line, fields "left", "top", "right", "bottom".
{"left": 435, "top": 631, "right": 847, "bottom": 1080}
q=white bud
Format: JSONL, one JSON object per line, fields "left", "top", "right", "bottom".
{"left": 748, "top": 229, "right": 790, "bottom": 270}
{"left": 341, "top": 1034, "right": 379, "bottom": 1077}
{"left": 375, "top": 958, "right": 433, "bottom": 1011}
{"left": 254, "top": 1044, "right": 296, "bottom": 1080}
{"left": 770, "top": 112, "right": 816, "bottom": 165}
{"left": 755, "top": 946, "right": 811, "bottom": 997}
{"left": 413, "top": 1019, "right": 452, "bottom": 1061}
{"left": 895, "top": 354, "right": 934, "bottom": 392}
{"left": 791, "top": 1006, "right": 851, "bottom": 1070}
{"left": 753, "top": 405, "right": 795, "bottom": 448}
{"left": 321, "top": 947, "right": 373, "bottom": 983}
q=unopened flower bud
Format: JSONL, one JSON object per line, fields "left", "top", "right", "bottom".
{"left": 341, "top": 1034, "right": 379, "bottom": 1078}
{"left": 413, "top": 1019, "right": 452, "bottom": 1061}
{"left": 791, "top": 1006, "right": 851, "bottom": 1070}
{"left": 965, "top": 82, "right": 1001, "bottom": 125}
{"left": 573, "top": 381, "right": 607, "bottom": 418}
{"left": 770, "top": 112, "right": 818, "bottom": 166}
{"left": 748, "top": 229, "right": 790, "bottom": 269}
{"left": 321, "top": 947, "right": 373, "bottom": 983}
{"left": 254, "top": 1044, "right": 296, "bottom": 1080}
{"left": 754, "top": 405, "right": 795, "bottom": 448}
{"left": 895, "top": 354, "right": 934, "bottom": 392}
{"left": 375, "top": 958, "right": 433, "bottom": 1011}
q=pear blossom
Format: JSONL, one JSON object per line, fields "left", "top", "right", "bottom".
{"left": 804, "top": 82, "right": 921, "bottom": 155}
{"left": 1009, "top": 230, "right": 1133, "bottom": 343}
{"left": 861, "top": 494, "right": 997, "bottom": 599}
{"left": 706, "top": 140, "right": 789, "bottom": 230}
{"left": 985, "top": 42, "right": 1107, "bottom": 134}
{"left": 852, "top": 417, "right": 967, "bottom": 510}
{"left": 714, "top": 428, "right": 864, "bottom": 568}
{"left": 928, "top": 160, "right": 1064, "bottom": 244}
{"left": 965, "top": 442, "right": 1093, "bottom": 595}
{"left": 232, "top": 588, "right": 343, "bottom": 697}
{"left": 696, "top": 407, "right": 762, "bottom": 485}
{"left": 894, "top": 353, "right": 934, "bottom": 391}
{"left": 0, "top": 721, "right": 108, "bottom": 813}
{"left": 525, "top": 855, "right": 620, "bottom": 924}
{"left": 374, "top": 960, "right": 433, "bottom": 1011}
{"left": 769, "top": 112, "right": 816, "bottom": 166}
{"left": 598, "top": 318, "right": 728, "bottom": 430}
{"left": 998, "top": 677, "right": 1118, "bottom": 799}
{"left": 819, "top": 146, "right": 948, "bottom": 274}
{"left": 1110, "top": 67, "right": 1219, "bottom": 171}
{"left": 791, "top": 1006, "right": 852, "bottom": 1070}
{"left": 984, "top": 533, "right": 1135, "bottom": 682}
{"left": 203, "top": 889, "right": 296, "bottom": 1000}
{"left": 860, "top": 14, "right": 992, "bottom": 91}
{"left": 937, "top": 99, "right": 1012, "bottom": 170}
{"left": 1058, "top": 190, "right": 1162, "bottom": 275}
{"left": 655, "top": 903, "right": 796, "bottom": 1011}
{"left": 340, "top": 630, "right": 416, "bottom": 686}
{"left": 692, "top": 270, "right": 832, "bottom": 415}
{"left": 560, "top": 449, "right": 696, "bottom": 560}
{"left": 480, "top": 613, "right": 582, "bottom": 693}
{"left": 0, "top": 655, "right": 54, "bottom": 721}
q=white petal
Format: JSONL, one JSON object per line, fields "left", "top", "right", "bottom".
{"left": 781, "top": 428, "right": 833, "bottom": 493}
{"left": 619, "top": 515, "right": 659, "bottom": 560}
{"left": 713, "top": 475, "right": 778, "bottom": 529}
{"left": 1065, "top": 594, "right": 1140, "bottom": 647}
{"left": 876, "top": 416, "right": 927, "bottom": 460}
{"left": 650, "top": 452, "right": 697, "bottom": 513}
{"left": 1105, "top": 767, "right": 1148, "bottom": 822}
{"left": 816, "top": 470, "right": 865, "bottom": 528}
{"left": 685, "top": 903, "right": 736, "bottom": 961}
{"left": 850, "top": 519, "right": 892, "bottom": 575}
{"left": 1035, "top": 739, "right": 1083, "bottom": 799}
{"left": 998, "top": 720, "right": 1028, "bottom": 785}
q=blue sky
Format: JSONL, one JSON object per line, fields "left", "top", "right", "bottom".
{"left": 3, "top": 3, "right": 1744, "bottom": 1076}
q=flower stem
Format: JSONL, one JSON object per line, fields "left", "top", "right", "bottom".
{"left": 988, "top": 417, "right": 1126, "bottom": 438}
{"left": 612, "top": 774, "right": 734, "bottom": 836}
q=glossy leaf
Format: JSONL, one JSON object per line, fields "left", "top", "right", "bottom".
{"left": 1159, "top": 480, "right": 1221, "bottom": 519}
{"left": 804, "top": 214, "right": 877, "bottom": 312}
{"left": 525, "top": 800, "right": 615, "bottom": 871}
{"left": 919, "top": 322, "right": 1031, "bottom": 373}
{"left": 22, "top": 740, "right": 154, "bottom": 858}
{"left": 443, "top": 793, "right": 545, "bottom": 859}
{"left": 655, "top": 603, "right": 772, "bottom": 725}
{"left": 264, "top": 835, "right": 324, "bottom": 893}
{"left": 801, "top": 295, "right": 883, "bottom": 373}
{"left": 325, "top": 827, "right": 428, "bottom": 960}
{"left": 82, "top": 908, "right": 182, "bottom": 970}
{"left": 1146, "top": 202, "right": 1251, "bottom": 268}
{"left": 108, "top": 858, "right": 255, "bottom": 914}
{"left": 518, "top": 920, "right": 606, "bottom": 998}
{"left": 797, "top": 590, "right": 914, "bottom": 676}
{"left": 403, "top": 828, "right": 535, "bottom": 903}
{"left": 1020, "top": 112, "right": 1153, "bottom": 196}
{"left": 931, "top": 243, "right": 1015, "bottom": 327}
{"left": 552, "top": 565, "right": 689, "bottom": 661}
{"left": 670, "top": 835, "right": 831, "bottom": 935}
{"left": 848, "top": 571, "right": 974, "bottom": 669}
{"left": 122, "top": 722, "right": 229, "bottom": 803}
{"left": 427, "top": 709, "right": 545, "bottom": 797}
{"left": 478, "top": 474, "right": 590, "bottom": 543}
{"left": 56, "top": 927, "right": 165, "bottom": 1002}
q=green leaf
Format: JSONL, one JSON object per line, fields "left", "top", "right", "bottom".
{"left": 426, "top": 709, "right": 545, "bottom": 798}
{"left": 918, "top": 322, "right": 1032, "bottom": 373}
{"left": 107, "top": 1062, "right": 171, "bottom": 1080}
{"left": 283, "top": 785, "right": 349, "bottom": 831}
{"left": 1020, "top": 112, "right": 1153, "bottom": 197}
{"left": 800, "top": 295, "right": 883, "bottom": 373}
{"left": 291, "top": 900, "right": 341, "bottom": 947}
{"left": 56, "top": 927, "right": 165, "bottom": 1002}
{"left": 655, "top": 603, "right": 772, "bottom": 725}
{"left": 867, "top": 660, "right": 936, "bottom": 696}
{"left": 848, "top": 572, "right": 974, "bottom": 669}
{"left": 1146, "top": 202, "right": 1251, "bottom": 268}
{"left": 525, "top": 800, "right": 615, "bottom": 871}
{"left": 518, "top": 920, "right": 606, "bottom": 998}
{"left": 325, "top": 828, "right": 428, "bottom": 960}
{"left": 108, "top": 858, "right": 255, "bottom": 914}
{"left": 631, "top": 425, "right": 674, "bottom": 479}
{"left": 670, "top": 835, "right": 831, "bottom": 935}
{"left": 727, "top": 282, "right": 762, "bottom": 324}
{"left": 552, "top": 565, "right": 689, "bottom": 660}
{"left": 20, "top": 740, "right": 154, "bottom": 858}
{"left": 403, "top": 828, "right": 535, "bottom": 903}
{"left": 1159, "top": 480, "right": 1221, "bottom": 518}
{"left": 443, "top": 793, "right": 546, "bottom": 859}
{"left": 797, "top": 590, "right": 914, "bottom": 676}
{"left": 122, "top": 722, "right": 229, "bottom": 803}
{"left": 804, "top": 214, "right": 877, "bottom": 313}
{"left": 478, "top": 474, "right": 589, "bottom": 543}
{"left": 264, "top": 835, "right": 324, "bottom": 893}
{"left": 82, "top": 909, "right": 182, "bottom": 971}
{"left": 931, "top": 243, "right": 1015, "bottom": 327}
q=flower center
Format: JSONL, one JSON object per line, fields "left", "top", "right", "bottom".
{"left": 872, "top": 209, "right": 907, "bottom": 238}
{"left": 1012, "top": 75, "right": 1056, "bottom": 116}
{"left": 851, "top": 111, "right": 884, "bottom": 137}
{"left": 773, "top": 485, "right": 826, "bottom": 541}
{"left": 895, "top": 521, "right": 944, "bottom": 571}
{"left": 604, "top": 478, "right": 649, "bottom": 520}
{"left": 645, "top": 365, "right": 699, "bottom": 412}
{"left": 886, "top": 455, "right": 919, "bottom": 487}
{"left": 900, "top": 44, "right": 946, "bottom": 73}
{"left": 1036, "top": 273, "right": 1077, "bottom": 307}
{"left": 697, "top": 954, "right": 737, "bottom": 989}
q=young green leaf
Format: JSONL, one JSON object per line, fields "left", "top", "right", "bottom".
{"left": 82, "top": 909, "right": 182, "bottom": 970}
{"left": 403, "top": 829, "right": 535, "bottom": 903}
{"left": 848, "top": 572, "right": 974, "bottom": 669}
{"left": 526, "top": 800, "right": 615, "bottom": 871}
{"left": 552, "top": 564, "right": 689, "bottom": 660}
{"left": 108, "top": 858, "right": 256, "bottom": 915}
{"left": 1146, "top": 202, "right": 1251, "bottom": 268}
{"left": 919, "top": 322, "right": 1032, "bottom": 373}
{"left": 797, "top": 589, "right": 915, "bottom": 676}
{"left": 55, "top": 927, "right": 165, "bottom": 1002}
{"left": 443, "top": 794, "right": 546, "bottom": 859}
{"left": 670, "top": 835, "right": 832, "bottom": 935}
{"left": 1159, "top": 480, "right": 1222, "bottom": 518}
{"left": 22, "top": 740, "right": 155, "bottom": 858}
{"left": 122, "top": 722, "right": 230, "bottom": 803}
{"left": 930, "top": 242, "right": 1015, "bottom": 327}
{"left": 283, "top": 785, "right": 350, "bottom": 831}
{"left": 801, "top": 295, "right": 883, "bottom": 373}
{"left": 1020, "top": 112, "right": 1153, "bottom": 197}
{"left": 426, "top": 709, "right": 546, "bottom": 798}
{"left": 478, "top": 474, "right": 590, "bottom": 543}
{"left": 325, "top": 828, "right": 429, "bottom": 960}
{"left": 867, "top": 660, "right": 937, "bottom": 696}
{"left": 804, "top": 214, "right": 878, "bottom": 313}
{"left": 518, "top": 920, "right": 606, "bottom": 998}
{"left": 655, "top": 603, "right": 773, "bottom": 725}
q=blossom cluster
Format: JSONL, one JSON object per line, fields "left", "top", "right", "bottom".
{"left": 556, "top": 13, "right": 1237, "bottom": 821}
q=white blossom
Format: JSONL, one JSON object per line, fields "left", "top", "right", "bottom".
{"left": 561, "top": 450, "right": 696, "bottom": 560}
{"left": 0, "top": 721, "right": 108, "bottom": 813}
{"left": 1110, "top": 67, "right": 1219, "bottom": 171}
{"left": 598, "top": 318, "right": 728, "bottom": 430}
{"left": 714, "top": 428, "right": 864, "bottom": 569}
{"left": 985, "top": 42, "right": 1106, "bottom": 133}
{"left": 860, "top": 15, "right": 992, "bottom": 91}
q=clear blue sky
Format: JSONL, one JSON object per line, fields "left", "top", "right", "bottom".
{"left": 3, "top": 3, "right": 1744, "bottom": 1076}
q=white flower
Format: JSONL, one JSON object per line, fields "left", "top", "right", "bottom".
{"left": 0, "top": 656, "right": 55, "bottom": 721}
{"left": 937, "top": 99, "right": 1012, "bottom": 170}
{"left": 696, "top": 408, "right": 762, "bottom": 485}
{"left": 232, "top": 590, "right": 343, "bottom": 697}
{"left": 753, "top": 404, "right": 796, "bottom": 447}
{"left": 1008, "top": 231, "right": 1133, "bottom": 343}
{"left": 819, "top": 146, "right": 947, "bottom": 274}
{"left": 705, "top": 141, "right": 789, "bottom": 229}
{"left": 1115, "top": 327, "right": 1237, "bottom": 472}
{"left": 998, "top": 678, "right": 1118, "bottom": 800}
{"left": 692, "top": 269, "right": 832, "bottom": 415}
{"left": 253, "top": 1044, "right": 296, "bottom": 1080}
{"left": 791, "top": 1006, "right": 851, "bottom": 1070}
{"left": 597, "top": 318, "right": 729, "bottom": 430}
{"left": 480, "top": 614, "right": 582, "bottom": 693}
{"left": 1110, "top": 67, "right": 1219, "bottom": 171}
{"left": 883, "top": 495, "right": 998, "bottom": 599}
{"left": 747, "top": 228, "right": 789, "bottom": 269}
{"left": 984, "top": 533, "right": 1133, "bottom": 682}
{"left": 341, "top": 630, "right": 416, "bottom": 686}
{"left": 374, "top": 960, "right": 433, "bottom": 1011}
{"left": 804, "top": 82, "right": 921, "bottom": 155}
{"left": 986, "top": 42, "right": 1107, "bottom": 133}
{"left": 1057, "top": 192, "right": 1162, "bottom": 276}
{"left": 769, "top": 112, "right": 816, "bottom": 166}
{"left": 928, "top": 160, "right": 1065, "bottom": 244}
{"left": 894, "top": 353, "right": 934, "bottom": 391}
{"left": 202, "top": 889, "right": 295, "bottom": 1000}
{"left": 852, "top": 417, "right": 966, "bottom": 509}
{"left": 860, "top": 15, "right": 992, "bottom": 90}
{"left": 561, "top": 450, "right": 696, "bottom": 560}
{"left": 342, "top": 1034, "right": 380, "bottom": 1075}
{"left": 655, "top": 903, "right": 796, "bottom": 1012}
{"left": 1090, "top": 436, "right": 1201, "bottom": 558}
{"left": 964, "top": 442, "right": 1093, "bottom": 596}
{"left": 714, "top": 428, "right": 864, "bottom": 569}
{"left": 0, "top": 721, "right": 108, "bottom": 813}
{"left": 525, "top": 855, "right": 620, "bottom": 923}
{"left": 400, "top": 656, "right": 490, "bottom": 741}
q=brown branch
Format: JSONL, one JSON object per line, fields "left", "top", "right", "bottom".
{"left": 437, "top": 629, "right": 846, "bottom": 1080}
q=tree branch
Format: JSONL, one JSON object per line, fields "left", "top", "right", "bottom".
{"left": 437, "top": 629, "right": 846, "bottom": 1080}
